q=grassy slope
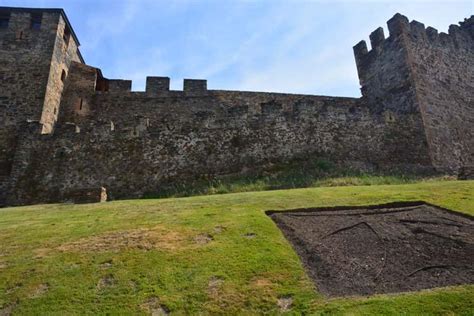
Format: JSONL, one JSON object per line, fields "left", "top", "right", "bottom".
{"left": 0, "top": 180, "right": 473, "bottom": 315}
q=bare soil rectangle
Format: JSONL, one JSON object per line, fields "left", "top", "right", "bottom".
{"left": 268, "top": 202, "right": 474, "bottom": 297}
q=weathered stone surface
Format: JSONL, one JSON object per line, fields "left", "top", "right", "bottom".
{"left": 458, "top": 165, "right": 474, "bottom": 180}
{"left": 408, "top": 18, "right": 474, "bottom": 173}
{"left": 0, "top": 8, "right": 472, "bottom": 206}
{"left": 354, "top": 14, "right": 474, "bottom": 175}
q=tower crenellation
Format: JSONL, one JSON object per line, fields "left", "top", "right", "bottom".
{"left": 354, "top": 14, "right": 473, "bottom": 69}
{"left": 369, "top": 27, "right": 385, "bottom": 52}
{"left": 183, "top": 79, "right": 208, "bottom": 95}
{"left": 146, "top": 76, "right": 170, "bottom": 94}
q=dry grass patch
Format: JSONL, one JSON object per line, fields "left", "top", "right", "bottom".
{"left": 28, "top": 283, "right": 49, "bottom": 298}
{"left": 208, "top": 276, "right": 224, "bottom": 298}
{"left": 57, "top": 225, "right": 188, "bottom": 253}
{"left": 252, "top": 278, "right": 273, "bottom": 288}
{"left": 140, "top": 296, "right": 170, "bottom": 315}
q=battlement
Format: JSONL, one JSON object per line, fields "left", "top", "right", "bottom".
{"left": 66, "top": 62, "right": 209, "bottom": 96}
{"left": 0, "top": 6, "right": 83, "bottom": 62}
{"left": 146, "top": 77, "right": 170, "bottom": 94}
{"left": 57, "top": 61, "right": 197, "bottom": 94}
{"left": 354, "top": 13, "right": 473, "bottom": 69}
{"left": 103, "top": 76, "right": 208, "bottom": 95}
{"left": 183, "top": 79, "right": 207, "bottom": 94}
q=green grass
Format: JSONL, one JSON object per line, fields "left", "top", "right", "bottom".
{"left": 0, "top": 180, "right": 473, "bottom": 315}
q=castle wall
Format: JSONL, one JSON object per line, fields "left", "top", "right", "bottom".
{"left": 2, "top": 9, "right": 471, "bottom": 206}
{"left": 354, "top": 14, "right": 474, "bottom": 174}
{"left": 0, "top": 8, "right": 83, "bottom": 204}
{"left": 353, "top": 14, "right": 433, "bottom": 172}
{"left": 406, "top": 17, "right": 473, "bottom": 173}
{"left": 39, "top": 14, "right": 82, "bottom": 134}
{"left": 0, "top": 9, "right": 60, "bottom": 203}
{"left": 6, "top": 68, "right": 435, "bottom": 205}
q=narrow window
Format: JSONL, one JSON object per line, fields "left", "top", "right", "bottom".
{"left": 61, "top": 70, "right": 66, "bottom": 82}
{"left": 63, "top": 25, "right": 71, "bottom": 46}
{"left": 31, "top": 13, "right": 42, "bottom": 30}
{"left": 79, "top": 98, "right": 83, "bottom": 110}
{"left": 0, "top": 11, "right": 10, "bottom": 28}
{"left": 53, "top": 107, "right": 57, "bottom": 115}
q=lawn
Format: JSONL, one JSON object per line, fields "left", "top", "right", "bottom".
{"left": 0, "top": 180, "right": 473, "bottom": 315}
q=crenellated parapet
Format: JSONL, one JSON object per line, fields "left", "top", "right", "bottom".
{"left": 353, "top": 13, "right": 411, "bottom": 71}
{"left": 352, "top": 13, "right": 474, "bottom": 173}
{"left": 146, "top": 76, "right": 170, "bottom": 94}
{"left": 183, "top": 79, "right": 207, "bottom": 95}
{"left": 72, "top": 69, "right": 208, "bottom": 96}
{"left": 354, "top": 14, "right": 473, "bottom": 76}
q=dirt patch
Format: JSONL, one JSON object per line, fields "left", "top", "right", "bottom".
{"left": 213, "top": 225, "right": 226, "bottom": 233}
{"left": 244, "top": 232, "right": 256, "bottom": 239}
{"left": 253, "top": 278, "right": 273, "bottom": 287}
{"left": 6, "top": 282, "right": 22, "bottom": 295}
{"left": 0, "top": 301, "right": 17, "bottom": 316}
{"left": 140, "top": 296, "right": 170, "bottom": 315}
{"left": 268, "top": 202, "right": 474, "bottom": 297}
{"left": 277, "top": 296, "right": 293, "bottom": 312}
{"left": 208, "top": 276, "right": 224, "bottom": 297}
{"left": 33, "top": 248, "right": 51, "bottom": 259}
{"left": 97, "top": 274, "right": 116, "bottom": 290}
{"left": 57, "top": 226, "right": 185, "bottom": 253}
{"left": 29, "top": 283, "right": 49, "bottom": 298}
{"left": 194, "top": 233, "right": 213, "bottom": 244}
{"left": 100, "top": 259, "right": 113, "bottom": 269}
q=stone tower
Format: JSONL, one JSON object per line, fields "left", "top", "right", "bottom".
{"left": 0, "top": 7, "right": 83, "bottom": 203}
{"left": 354, "top": 14, "right": 474, "bottom": 173}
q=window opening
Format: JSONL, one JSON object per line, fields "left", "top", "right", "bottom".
{"left": 31, "top": 13, "right": 42, "bottom": 30}
{"left": 63, "top": 25, "right": 71, "bottom": 46}
{"left": 0, "top": 11, "right": 10, "bottom": 28}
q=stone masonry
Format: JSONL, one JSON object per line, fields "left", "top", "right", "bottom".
{"left": 0, "top": 7, "right": 472, "bottom": 206}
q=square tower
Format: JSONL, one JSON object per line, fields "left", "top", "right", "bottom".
{"left": 0, "top": 7, "right": 83, "bottom": 202}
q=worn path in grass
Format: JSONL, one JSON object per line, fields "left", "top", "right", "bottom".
{"left": 0, "top": 180, "right": 473, "bottom": 314}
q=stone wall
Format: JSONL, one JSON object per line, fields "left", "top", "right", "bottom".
{"left": 0, "top": 7, "right": 82, "bottom": 204}
{"left": 0, "top": 9, "right": 58, "bottom": 204}
{"left": 39, "top": 14, "right": 82, "bottom": 134}
{"left": 407, "top": 16, "right": 473, "bottom": 173}
{"left": 354, "top": 14, "right": 474, "bottom": 175}
{"left": 2, "top": 9, "right": 472, "bottom": 206}
{"left": 353, "top": 14, "right": 433, "bottom": 173}
{"left": 6, "top": 70, "right": 435, "bottom": 205}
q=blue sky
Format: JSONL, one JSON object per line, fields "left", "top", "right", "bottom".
{"left": 2, "top": 0, "right": 472, "bottom": 96}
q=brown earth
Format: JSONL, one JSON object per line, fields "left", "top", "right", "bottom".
{"left": 268, "top": 202, "right": 474, "bottom": 297}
